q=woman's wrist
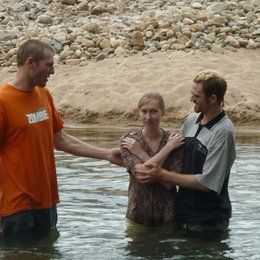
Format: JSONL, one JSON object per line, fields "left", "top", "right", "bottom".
{"left": 164, "top": 142, "right": 174, "bottom": 153}
{"left": 138, "top": 151, "right": 150, "bottom": 162}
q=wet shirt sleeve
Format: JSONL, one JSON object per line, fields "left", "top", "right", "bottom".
{"left": 196, "top": 130, "right": 236, "bottom": 193}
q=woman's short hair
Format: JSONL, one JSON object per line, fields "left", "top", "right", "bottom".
{"left": 138, "top": 92, "right": 165, "bottom": 112}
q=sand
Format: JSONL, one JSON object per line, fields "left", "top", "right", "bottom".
{"left": 0, "top": 48, "right": 260, "bottom": 130}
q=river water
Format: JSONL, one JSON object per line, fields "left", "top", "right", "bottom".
{"left": 0, "top": 127, "right": 259, "bottom": 260}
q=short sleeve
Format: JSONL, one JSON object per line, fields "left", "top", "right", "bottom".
{"left": 196, "top": 129, "right": 236, "bottom": 193}
{"left": 181, "top": 120, "right": 188, "bottom": 136}
{"left": 45, "top": 88, "right": 64, "bottom": 134}
{"left": 51, "top": 105, "right": 64, "bottom": 134}
{"left": 181, "top": 113, "right": 197, "bottom": 136}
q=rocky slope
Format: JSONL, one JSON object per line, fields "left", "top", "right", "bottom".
{"left": 0, "top": 0, "right": 260, "bottom": 67}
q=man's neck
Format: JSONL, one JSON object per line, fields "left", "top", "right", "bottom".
{"left": 201, "top": 107, "right": 223, "bottom": 125}
{"left": 9, "top": 69, "right": 35, "bottom": 92}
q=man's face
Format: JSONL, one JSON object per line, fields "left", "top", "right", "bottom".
{"left": 190, "top": 82, "right": 210, "bottom": 113}
{"left": 31, "top": 49, "right": 54, "bottom": 87}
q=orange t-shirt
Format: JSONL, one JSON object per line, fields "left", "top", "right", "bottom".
{"left": 0, "top": 83, "right": 64, "bottom": 217}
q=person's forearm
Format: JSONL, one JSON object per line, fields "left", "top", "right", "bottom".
{"left": 123, "top": 137, "right": 177, "bottom": 164}
{"left": 145, "top": 144, "right": 173, "bottom": 166}
{"left": 55, "top": 133, "right": 110, "bottom": 160}
{"left": 158, "top": 180, "right": 174, "bottom": 190}
{"left": 137, "top": 150, "right": 150, "bottom": 162}
{"left": 161, "top": 169, "right": 210, "bottom": 192}
{"left": 134, "top": 164, "right": 173, "bottom": 189}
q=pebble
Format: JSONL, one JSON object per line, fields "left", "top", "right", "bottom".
{"left": 132, "top": 31, "right": 144, "bottom": 47}
{"left": 0, "top": 0, "right": 259, "bottom": 66}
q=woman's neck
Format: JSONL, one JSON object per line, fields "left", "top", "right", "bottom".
{"left": 142, "top": 127, "right": 162, "bottom": 140}
{"left": 142, "top": 127, "right": 163, "bottom": 154}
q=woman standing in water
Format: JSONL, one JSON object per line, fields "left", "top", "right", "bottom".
{"left": 120, "top": 92, "right": 184, "bottom": 226}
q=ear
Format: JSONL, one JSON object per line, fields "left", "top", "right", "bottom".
{"left": 209, "top": 94, "right": 217, "bottom": 104}
{"left": 26, "top": 57, "right": 34, "bottom": 65}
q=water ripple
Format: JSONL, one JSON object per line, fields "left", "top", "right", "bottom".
{"left": 1, "top": 136, "right": 259, "bottom": 259}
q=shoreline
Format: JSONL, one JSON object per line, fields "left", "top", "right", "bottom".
{"left": 64, "top": 121, "right": 260, "bottom": 143}
{"left": 64, "top": 121, "right": 260, "bottom": 131}
{"left": 1, "top": 49, "right": 260, "bottom": 129}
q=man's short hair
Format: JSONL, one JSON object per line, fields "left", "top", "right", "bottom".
{"left": 17, "top": 39, "right": 54, "bottom": 66}
{"left": 193, "top": 70, "right": 227, "bottom": 105}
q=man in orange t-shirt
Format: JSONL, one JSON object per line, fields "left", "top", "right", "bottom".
{"left": 0, "top": 39, "right": 123, "bottom": 240}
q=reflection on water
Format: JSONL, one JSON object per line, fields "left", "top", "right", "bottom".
{"left": 125, "top": 221, "right": 233, "bottom": 259}
{"left": 0, "top": 127, "right": 260, "bottom": 259}
{"left": 0, "top": 229, "right": 60, "bottom": 259}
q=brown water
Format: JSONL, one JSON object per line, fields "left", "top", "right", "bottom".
{"left": 0, "top": 127, "right": 259, "bottom": 260}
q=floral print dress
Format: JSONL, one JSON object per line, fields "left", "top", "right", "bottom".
{"left": 120, "top": 128, "right": 183, "bottom": 226}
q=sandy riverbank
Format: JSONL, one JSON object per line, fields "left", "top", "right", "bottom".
{"left": 0, "top": 48, "right": 260, "bottom": 129}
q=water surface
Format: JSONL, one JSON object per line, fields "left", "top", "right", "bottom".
{"left": 0, "top": 127, "right": 259, "bottom": 259}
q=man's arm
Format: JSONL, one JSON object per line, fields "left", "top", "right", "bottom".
{"left": 120, "top": 135, "right": 172, "bottom": 189}
{"left": 54, "top": 130, "right": 123, "bottom": 166}
{"left": 121, "top": 134, "right": 184, "bottom": 189}
{"left": 135, "top": 163, "right": 210, "bottom": 192}
{"left": 146, "top": 134, "right": 184, "bottom": 165}
{"left": 121, "top": 133, "right": 184, "bottom": 166}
